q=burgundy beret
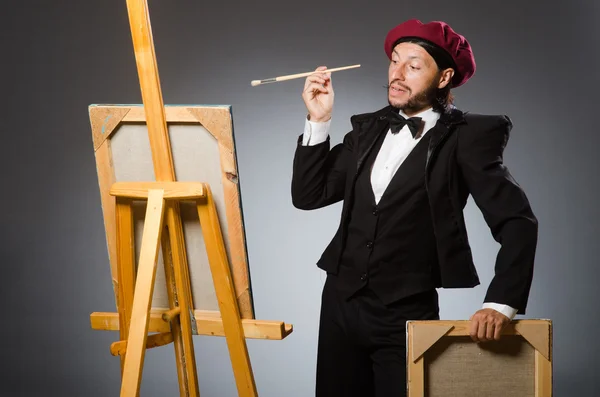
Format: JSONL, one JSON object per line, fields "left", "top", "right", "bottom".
{"left": 384, "top": 19, "right": 476, "bottom": 87}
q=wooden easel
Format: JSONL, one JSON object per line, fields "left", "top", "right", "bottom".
{"left": 89, "top": 1, "right": 292, "bottom": 396}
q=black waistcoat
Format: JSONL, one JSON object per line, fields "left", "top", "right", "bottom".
{"left": 332, "top": 129, "right": 442, "bottom": 305}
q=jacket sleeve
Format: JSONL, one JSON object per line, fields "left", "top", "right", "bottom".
{"left": 291, "top": 131, "right": 354, "bottom": 210}
{"left": 456, "top": 115, "right": 538, "bottom": 315}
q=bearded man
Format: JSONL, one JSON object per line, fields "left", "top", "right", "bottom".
{"left": 290, "top": 19, "right": 538, "bottom": 397}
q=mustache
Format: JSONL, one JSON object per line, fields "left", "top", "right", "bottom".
{"left": 384, "top": 80, "right": 411, "bottom": 92}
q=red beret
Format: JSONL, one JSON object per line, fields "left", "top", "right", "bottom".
{"left": 384, "top": 19, "right": 476, "bottom": 87}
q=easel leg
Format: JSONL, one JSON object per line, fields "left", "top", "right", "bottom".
{"left": 166, "top": 201, "right": 201, "bottom": 396}
{"left": 161, "top": 205, "right": 200, "bottom": 397}
{"left": 160, "top": 225, "right": 189, "bottom": 396}
{"left": 197, "top": 187, "right": 258, "bottom": 397}
{"left": 121, "top": 189, "right": 166, "bottom": 397}
{"left": 116, "top": 198, "right": 136, "bottom": 378}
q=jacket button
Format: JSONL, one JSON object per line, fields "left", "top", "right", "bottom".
{"left": 360, "top": 273, "right": 368, "bottom": 281}
{"left": 372, "top": 208, "right": 378, "bottom": 215}
{"left": 366, "top": 241, "right": 373, "bottom": 249}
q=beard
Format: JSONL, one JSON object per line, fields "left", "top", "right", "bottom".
{"left": 388, "top": 74, "right": 440, "bottom": 114}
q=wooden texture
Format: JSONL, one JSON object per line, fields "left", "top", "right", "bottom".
{"left": 90, "top": 2, "right": 291, "bottom": 396}
{"left": 535, "top": 350, "right": 552, "bottom": 397}
{"left": 111, "top": 182, "right": 206, "bottom": 199}
{"left": 123, "top": 0, "right": 201, "bottom": 394}
{"left": 94, "top": 140, "right": 119, "bottom": 305}
{"left": 411, "top": 324, "right": 453, "bottom": 362}
{"left": 514, "top": 321, "right": 552, "bottom": 360}
{"left": 90, "top": 311, "right": 293, "bottom": 340}
{"left": 89, "top": 105, "right": 254, "bottom": 319}
{"left": 165, "top": 201, "right": 199, "bottom": 395}
{"left": 160, "top": 223, "right": 188, "bottom": 396}
{"left": 116, "top": 199, "right": 136, "bottom": 376}
{"left": 120, "top": 190, "right": 165, "bottom": 396}
{"left": 250, "top": 64, "right": 361, "bottom": 86}
{"left": 90, "top": 106, "right": 130, "bottom": 150}
{"left": 407, "top": 320, "right": 553, "bottom": 397}
{"left": 125, "top": 0, "right": 173, "bottom": 180}
{"left": 407, "top": 321, "right": 425, "bottom": 396}
{"left": 111, "top": 332, "right": 174, "bottom": 356}
{"left": 189, "top": 107, "right": 252, "bottom": 319}
{"left": 162, "top": 307, "right": 181, "bottom": 322}
{"left": 197, "top": 187, "right": 257, "bottom": 396}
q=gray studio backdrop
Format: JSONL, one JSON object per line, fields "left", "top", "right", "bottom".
{"left": 1, "top": 0, "right": 598, "bottom": 396}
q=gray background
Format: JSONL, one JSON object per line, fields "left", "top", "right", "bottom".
{"left": 1, "top": 0, "right": 598, "bottom": 395}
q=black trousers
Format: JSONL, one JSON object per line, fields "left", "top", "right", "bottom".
{"left": 315, "top": 275, "right": 439, "bottom": 397}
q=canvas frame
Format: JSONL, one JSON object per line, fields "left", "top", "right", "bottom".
{"left": 88, "top": 104, "right": 254, "bottom": 319}
{"left": 407, "top": 319, "right": 552, "bottom": 396}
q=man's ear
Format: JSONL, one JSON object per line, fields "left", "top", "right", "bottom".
{"left": 438, "top": 68, "right": 454, "bottom": 89}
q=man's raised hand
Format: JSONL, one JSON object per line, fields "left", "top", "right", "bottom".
{"left": 302, "top": 66, "right": 334, "bottom": 123}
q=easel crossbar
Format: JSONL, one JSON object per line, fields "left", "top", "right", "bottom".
{"left": 111, "top": 332, "right": 174, "bottom": 356}
{"left": 91, "top": 311, "right": 293, "bottom": 340}
{"left": 110, "top": 182, "right": 206, "bottom": 199}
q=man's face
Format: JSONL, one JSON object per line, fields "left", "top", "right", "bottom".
{"left": 388, "top": 42, "right": 444, "bottom": 114}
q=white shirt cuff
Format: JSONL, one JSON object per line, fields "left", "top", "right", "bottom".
{"left": 482, "top": 302, "right": 518, "bottom": 320}
{"left": 302, "top": 116, "right": 331, "bottom": 146}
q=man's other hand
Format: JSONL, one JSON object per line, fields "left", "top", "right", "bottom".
{"left": 469, "top": 308, "right": 510, "bottom": 343}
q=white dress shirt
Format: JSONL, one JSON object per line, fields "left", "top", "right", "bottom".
{"left": 301, "top": 108, "right": 517, "bottom": 320}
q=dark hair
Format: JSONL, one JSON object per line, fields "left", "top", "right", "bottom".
{"left": 393, "top": 37, "right": 456, "bottom": 112}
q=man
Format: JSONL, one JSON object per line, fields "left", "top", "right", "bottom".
{"left": 290, "top": 19, "right": 538, "bottom": 397}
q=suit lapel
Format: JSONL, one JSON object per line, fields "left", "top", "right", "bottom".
{"left": 355, "top": 109, "right": 393, "bottom": 175}
{"left": 426, "top": 106, "right": 466, "bottom": 171}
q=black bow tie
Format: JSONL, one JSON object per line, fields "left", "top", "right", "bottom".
{"left": 387, "top": 112, "right": 423, "bottom": 138}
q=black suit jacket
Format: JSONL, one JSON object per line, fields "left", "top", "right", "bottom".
{"left": 291, "top": 105, "right": 538, "bottom": 314}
